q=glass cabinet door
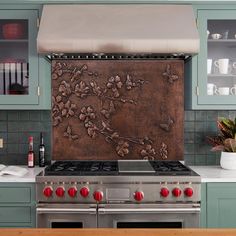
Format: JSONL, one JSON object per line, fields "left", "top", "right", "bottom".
{"left": 198, "top": 10, "right": 236, "bottom": 105}
{"left": 0, "top": 10, "right": 38, "bottom": 105}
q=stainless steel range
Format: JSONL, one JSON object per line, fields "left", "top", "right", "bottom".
{"left": 36, "top": 160, "right": 201, "bottom": 228}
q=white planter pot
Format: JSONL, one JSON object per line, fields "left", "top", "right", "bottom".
{"left": 220, "top": 151, "right": 236, "bottom": 170}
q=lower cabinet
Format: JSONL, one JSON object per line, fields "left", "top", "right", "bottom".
{"left": 201, "top": 183, "right": 236, "bottom": 228}
{"left": 0, "top": 183, "right": 35, "bottom": 227}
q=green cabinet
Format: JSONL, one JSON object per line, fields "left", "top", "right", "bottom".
{"left": 0, "top": 183, "right": 35, "bottom": 227}
{"left": 186, "top": 8, "right": 236, "bottom": 110}
{"left": 201, "top": 182, "right": 236, "bottom": 228}
{"left": 207, "top": 183, "right": 236, "bottom": 228}
{"left": 0, "top": 6, "right": 50, "bottom": 110}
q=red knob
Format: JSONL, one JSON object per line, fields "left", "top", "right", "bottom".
{"left": 160, "top": 187, "right": 169, "bottom": 198}
{"left": 80, "top": 186, "right": 90, "bottom": 198}
{"left": 172, "top": 187, "right": 182, "bottom": 197}
{"left": 134, "top": 191, "right": 144, "bottom": 201}
{"left": 93, "top": 190, "right": 103, "bottom": 202}
{"left": 55, "top": 186, "right": 65, "bottom": 197}
{"left": 184, "top": 187, "right": 193, "bottom": 197}
{"left": 68, "top": 187, "right": 77, "bottom": 198}
{"left": 43, "top": 186, "right": 53, "bottom": 198}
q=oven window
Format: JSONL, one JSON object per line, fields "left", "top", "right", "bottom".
{"left": 51, "top": 222, "right": 83, "bottom": 228}
{"left": 117, "top": 222, "right": 182, "bottom": 228}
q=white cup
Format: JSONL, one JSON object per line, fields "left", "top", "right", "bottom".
{"left": 230, "top": 85, "right": 236, "bottom": 95}
{"left": 207, "top": 83, "right": 217, "bottom": 95}
{"left": 217, "top": 87, "right": 230, "bottom": 95}
{"left": 214, "top": 59, "right": 230, "bottom": 74}
{"left": 207, "top": 59, "right": 212, "bottom": 74}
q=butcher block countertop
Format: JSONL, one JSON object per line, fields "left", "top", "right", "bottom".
{"left": 1, "top": 229, "right": 236, "bottom": 236}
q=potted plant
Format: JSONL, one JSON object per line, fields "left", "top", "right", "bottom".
{"left": 207, "top": 117, "right": 236, "bottom": 170}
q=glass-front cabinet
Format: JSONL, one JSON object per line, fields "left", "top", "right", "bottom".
{"left": 195, "top": 10, "right": 236, "bottom": 109}
{"left": 0, "top": 10, "right": 39, "bottom": 106}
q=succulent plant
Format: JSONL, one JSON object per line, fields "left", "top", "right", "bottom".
{"left": 207, "top": 117, "right": 236, "bottom": 152}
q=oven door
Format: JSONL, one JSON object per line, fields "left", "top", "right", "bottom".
{"left": 36, "top": 204, "right": 97, "bottom": 228}
{"left": 98, "top": 203, "right": 200, "bottom": 228}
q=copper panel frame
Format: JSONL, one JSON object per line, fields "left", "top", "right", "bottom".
{"left": 52, "top": 60, "right": 184, "bottom": 160}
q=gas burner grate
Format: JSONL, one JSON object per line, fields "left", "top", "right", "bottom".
{"left": 150, "top": 161, "right": 192, "bottom": 176}
{"left": 44, "top": 161, "right": 119, "bottom": 176}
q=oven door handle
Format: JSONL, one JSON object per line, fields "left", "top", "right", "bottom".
{"left": 98, "top": 207, "right": 200, "bottom": 214}
{"left": 36, "top": 208, "right": 97, "bottom": 214}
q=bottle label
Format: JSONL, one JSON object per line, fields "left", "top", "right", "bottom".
{"left": 28, "top": 153, "right": 34, "bottom": 167}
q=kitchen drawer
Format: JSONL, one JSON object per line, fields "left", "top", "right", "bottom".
{"left": 0, "top": 206, "right": 31, "bottom": 223}
{"left": 0, "top": 187, "right": 30, "bottom": 203}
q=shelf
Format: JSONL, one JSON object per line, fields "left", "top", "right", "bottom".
{"left": 0, "top": 39, "right": 28, "bottom": 43}
{"left": 208, "top": 39, "right": 236, "bottom": 42}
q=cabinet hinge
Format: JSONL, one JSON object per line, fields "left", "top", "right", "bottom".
{"left": 37, "top": 86, "right": 41, "bottom": 96}
{"left": 196, "top": 86, "right": 199, "bottom": 96}
{"left": 37, "top": 18, "right": 40, "bottom": 28}
{"left": 196, "top": 18, "right": 198, "bottom": 28}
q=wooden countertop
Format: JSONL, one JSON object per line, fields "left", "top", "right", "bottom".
{"left": 1, "top": 229, "right": 236, "bottom": 236}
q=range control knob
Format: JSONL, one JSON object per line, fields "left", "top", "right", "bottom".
{"left": 80, "top": 186, "right": 90, "bottom": 198}
{"left": 184, "top": 187, "right": 193, "bottom": 197}
{"left": 172, "top": 187, "right": 182, "bottom": 197}
{"left": 93, "top": 191, "right": 103, "bottom": 202}
{"left": 55, "top": 187, "right": 65, "bottom": 197}
{"left": 160, "top": 187, "right": 169, "bottom": 198}
{"left": 134, "top": 191, "right": 144, "bottom": 201}
{"left": 68, "top": 187, "right": 77, "bottom": 198}
{"left": 43, "top": 186, "right": 53, "bottom": 198}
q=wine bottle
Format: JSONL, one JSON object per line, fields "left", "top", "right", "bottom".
{"left": 28, "top": 136, "right": 35, "bottom": 168}
{"left": 39, "top": 132, "right": 45, "bottom": 167}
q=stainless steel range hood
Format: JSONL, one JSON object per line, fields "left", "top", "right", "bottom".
{"left": 37, "top": 4, "right": 199, "bottom": 55}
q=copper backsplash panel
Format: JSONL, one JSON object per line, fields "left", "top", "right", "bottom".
{"left": 52, "top": 60, "right": 184, "bottom": 160}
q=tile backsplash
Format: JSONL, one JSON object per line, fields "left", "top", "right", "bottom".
{"left": 0, "top": 110, "right": 51, "bottom": 165}
{"left": 0, "top": 109, "right": 235, "bottom": 165}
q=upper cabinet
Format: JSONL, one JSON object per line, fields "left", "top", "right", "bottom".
{"left": 186, "top": 9, "right": 236, "bottom": 110}
{"left": 0, "top": 8, "right": 50, "bottom": 110}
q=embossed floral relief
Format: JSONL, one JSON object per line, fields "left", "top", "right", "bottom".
{"left": 52, "top": 60, "right": 184, "bottom": 161}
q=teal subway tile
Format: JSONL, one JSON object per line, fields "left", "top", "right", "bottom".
{"left": 184, "top": 111, "right": 195, "bottom": 121}
{"left": 7, "top": 133, "right": 19, "bottom": 144}
{"left": 194, "top": 132, "right": 205, "bottom": 144}
{"left": 206, "top": 154, "right": 218, "bottom": 165}
{"left": 18, "top": 111, "right": 30, "bottom": 121}
{"left": 0, "top": 144, "right": 7, "bottom": 154}
{"left": 184, "top": 155, "right": 195, "bottom": 165}
{"left": 7, "top": 111, "right": 18, "bottom": 121}
{"left": 215, "top": 153, "right": 221, "bottom": 165}
{"left": 218, "top": 111, "right": 229, "bottom": 118}
{"left": 0, "top": 132, "right": 7, "bottom": 141}
{"left": 7, "top": 144, "right": 19, "bottom": 154}
{"left": 7, "top": 122, "right": 19, "bottom": 132}
{"left": 194, "top": 144, "right": 208, "bottom": 154}
{"left": 184, "top": 144, "right": 195, "bottom": 154}
{"left": 195, "top": 122, "right": 206, "bottom": 132}
{"left": 195, "top": 155, "right": 207, "bottom": 165}
{"left": 184, "top": 133, "right": 194, "bottom": 144}
{"left": 0, "top": 122, "right": 7, "bottom": 132}
{"left": 206, "top": 111, "right": 218, "bottom": 121}
{"left": 195, "top": 111, "right": 207, "bottom": 121}
{"left": 40, "top": 110, "right": 51, "bottom": 121}
{"left": 184, "top": 122, "right": 195, "bottom": 132}
{"left": 206, "top": 122, "right": 217, "bottom": 133}
{"left": 18, "top": 143, "right": 28, "bottom": 154}
{"left": 29, "top": 111, "right": 41, "bottom": 121}
{"left": 0, "top": 111, "right": 7, "bottom": 121}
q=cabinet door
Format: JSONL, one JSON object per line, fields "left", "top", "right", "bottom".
{"left": 207, "top": 183, "right": 236, "bottom": 228}
{"left": 0, "top": 10, "right": 39, "bottom": 105}
{"left": 197, "top": 10, "right": 236, "bottom": 107}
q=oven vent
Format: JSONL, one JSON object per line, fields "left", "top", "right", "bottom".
{"left": 47, "top": 53, "right": 189, "bottom": 61}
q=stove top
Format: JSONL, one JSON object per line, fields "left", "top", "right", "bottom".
{"left": 44, "top": 160, "right": 195, "bottom": 176}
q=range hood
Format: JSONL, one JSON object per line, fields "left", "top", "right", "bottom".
{"left": 37, "top": 4, "right": 199, "bottom": 55}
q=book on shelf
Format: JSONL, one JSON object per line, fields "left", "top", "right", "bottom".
{"left": 0, "top": 165, "right": 28, "bottom": 177}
